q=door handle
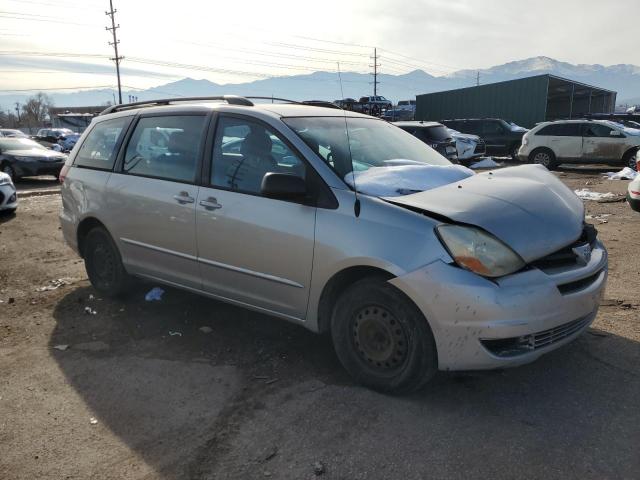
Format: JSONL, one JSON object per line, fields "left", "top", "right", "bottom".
{"left": 199, "top": 196, "right": 222, "bottom": 210}
{"left": 173, "top": 191, "right": 195, "bottom": 204}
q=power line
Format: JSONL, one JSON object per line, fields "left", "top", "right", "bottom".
{"left": 105, "top": 0, "right": 123, "bottom": 104}
{"left": 3, "top": 85, "right": 116, "bottom": 92}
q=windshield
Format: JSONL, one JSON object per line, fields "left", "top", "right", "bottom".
{"left": 0, "top": 138, "right": 47, "bottom": 151}
{"left": 603, "top": 120, "right": 640, "bottom": 136}
{"left": 283, "top": 116, "right": 470, "bottom": 197}
{"left": 418, "top": 125, "right": 452, "bottom": 142}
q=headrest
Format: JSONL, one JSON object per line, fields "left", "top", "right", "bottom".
{"left": 241, "top": 130, "right": 272, "bottom": 156}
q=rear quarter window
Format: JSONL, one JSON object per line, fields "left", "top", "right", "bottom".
{"left": 74, "top": 116, "right": 130, "bottom": 170}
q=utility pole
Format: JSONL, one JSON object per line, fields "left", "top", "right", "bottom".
{"left": 105, "top": 0, "right": 123, "bottom": 104}
{"left": 14, "top": 102, "right": 21, "bottom": 124}
{"left": 370, "top": 48, "right": 380, "bottom": 96}
{"left": 476, "top": 71, "right": 480, "bottom": 87}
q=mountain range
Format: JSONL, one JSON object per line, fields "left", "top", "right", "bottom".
{"left": 2, "top": 56, "right": 640, "bottom": 112}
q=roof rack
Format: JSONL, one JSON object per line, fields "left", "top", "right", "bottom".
{"left": 99, "top": 95, "right": 254, "bottom": 115}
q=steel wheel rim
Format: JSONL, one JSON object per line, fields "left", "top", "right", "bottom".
{"left": 352, "top": 305, "right": 408, "bottom": 371}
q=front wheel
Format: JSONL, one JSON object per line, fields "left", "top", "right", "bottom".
{"left": 529, "top": 148, "right": 558, "bottom": 170}
{"left": 331, "top": 277, "right": 437, "bottom": 394}
{"left": 84, "top": 227, "right": 131, "bottom": 297}
{"left": 510, "top": 143, "right": 521, "bottom": 161}
{"left": 623, "top": 149, "right": 638, "bottom": 171}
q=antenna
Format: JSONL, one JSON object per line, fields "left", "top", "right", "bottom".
{"left": 337, "top": 62, "right": 360, "bottom": 217}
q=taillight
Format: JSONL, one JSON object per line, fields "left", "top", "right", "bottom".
{"left": 59, "top": 163, "right": 70, "bottom": 183}
{"left": 636, "top": 158, "right": 640, "bottom": 172}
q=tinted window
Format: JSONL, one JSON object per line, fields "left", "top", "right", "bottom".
{"left": 75, "top": 117, "right": 129, "bottom": 170}
{"left": 211, "top": 116, "right": 306, "bottom": 195}
{"left": 536, "top": 123, "right": 581, "bottom": 137}
{"left": 482, "top": 121, "right": 505, "bottom": 135}
{"left": 463, "top": 121, "right": 482, "bottom": 135}
{"left": 417, "top": 125, "right": 451, "bottom": 142}
{"left": 583, "top": 123, "right": 615, "bottom": 138}
{"left": 123, "top": 115, "right": 206, "bottom": 183}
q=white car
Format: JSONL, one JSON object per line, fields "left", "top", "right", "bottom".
{"left": 0, "top": 171, "right": 17, "bottom": 213}
{"left": 518, "top": 119, "right": 640, "bottom": 170}
{"left": 447, "top": 128, "right": 486, "bottom": 161}
{"left": 628, "top": 154, "right": 640, "bottom": 212}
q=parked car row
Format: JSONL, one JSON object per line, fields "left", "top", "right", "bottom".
{"left": 0, "top": 137, "right": 67, "bottom": 181}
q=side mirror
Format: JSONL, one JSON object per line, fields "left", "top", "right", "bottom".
{"left": 261, "top": 172, "right": 307, "bottom": 200}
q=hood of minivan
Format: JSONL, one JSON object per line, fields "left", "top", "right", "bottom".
{"left": 385, "top": 164, "right": 584, "bottom": 263}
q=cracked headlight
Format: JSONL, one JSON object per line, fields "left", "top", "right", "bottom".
{"left": 436, "top": 224, "right": 525, "bottom": 278}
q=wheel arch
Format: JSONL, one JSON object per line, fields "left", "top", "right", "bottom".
{"left": 316, "top": 265, "right": 396, "bottom": 334}
{"left": 76, "top": 216, "right": 108, "bottom": 258}
{"left": 622, "top": 146, "right": 639, "bottom": 162}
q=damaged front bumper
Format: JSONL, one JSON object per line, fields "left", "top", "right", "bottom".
{"left": 390, "top": 240, "right": 607, "bottom": 371}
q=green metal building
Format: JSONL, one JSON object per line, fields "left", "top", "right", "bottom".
{"left": 415, "top": 74, "right": 617, "bottom": 128}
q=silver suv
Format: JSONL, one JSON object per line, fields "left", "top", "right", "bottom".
{"left": 60, "top": 96, "right": 608, "bottom": 393}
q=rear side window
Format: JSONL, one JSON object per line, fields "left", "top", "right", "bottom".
{"left": 583, "top": 123, "right": 615, "bottom": 138}
{"left": 536, "top": 123, "right": 581, "bottom": 137}
{"left": 123, "top": 115, "right": 207, "bottom": 183}
{"left": 75, "top": 116, "right": 129, "bottom": 170}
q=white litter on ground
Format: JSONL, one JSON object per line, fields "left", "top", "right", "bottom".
{"left": 35, "top": 278, "right": 72, "bottom": 292}
{"left": 89, "top": 417, "right": 98, "bottom": 425}
{"left": 603, "top": 167, "right": 637, "bottom": 180}
{"left": 470, "top": 157, "right": 500, "bottom": 169}
{"left": 344, "top": 164, "right": 474, "bottom": 197}
{"left": 574, "top": 189, "right": 617, "bottom": 201}
{"left": 84, "top": 306, "right": 97, "bottom": 315}
{"left": 145, "top": 287, "right": 165, "bottom": 301}
{"left": 199, "top": 326, "right": 213, "bottom": 334}
{"left": 168, "top": 331, "right": 182, "bottom": 337}
{"left": 53, "top": 344, "right": 69, "bottom": 351}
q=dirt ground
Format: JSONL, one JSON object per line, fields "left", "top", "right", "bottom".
{"left": 1, "top": 166, "right": 639, "bottom": 480}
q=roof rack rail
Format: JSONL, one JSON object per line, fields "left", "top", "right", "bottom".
{"left": 244, "top": 96, "right": 301, "bottom": 104}
{"left": 99, "top": 95, "right": 254, "bottom": 116}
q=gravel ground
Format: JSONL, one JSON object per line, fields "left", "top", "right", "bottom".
{"left": 1, "top": 168, "right": 639, "bottom": 480}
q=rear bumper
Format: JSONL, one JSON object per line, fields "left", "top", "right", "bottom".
{"left": 390, "top": 241, "right": 608, "bottom": 371}
{"left": 13, "top": 159, "right": 64, "bottom": 178}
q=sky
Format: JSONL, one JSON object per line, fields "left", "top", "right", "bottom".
{"left": 1, "top": 0, "right": 639, "bottom": 93}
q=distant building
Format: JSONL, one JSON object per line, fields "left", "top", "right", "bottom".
{"left": 49, "top": 106, "right": 106, "bottom": 132}
{"left": 415, "top": 75, "right": 617, "bottom": 128}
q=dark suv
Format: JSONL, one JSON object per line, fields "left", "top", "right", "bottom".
{"left": 441, "top": 118, "right": 527, "bottom": 159}
{"left": 394, "top": 121, "right": 459, "bottom": 162}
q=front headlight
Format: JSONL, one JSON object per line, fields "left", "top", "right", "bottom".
{"left": 436, "top": 225, "right": 525, "bottom": 278}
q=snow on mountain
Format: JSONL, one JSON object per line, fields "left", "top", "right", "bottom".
{"left": 2, "top": 56, "right": 640, "bottom": 111}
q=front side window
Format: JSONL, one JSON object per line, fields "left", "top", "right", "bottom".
{"left": 482, "top": 121, "right": 504, "bottom": 135}
{"left": 75, "top": 116, "right": 129, "bottom": 170}
{"left": 211, "top": 116, "right": 306, "bottom": 195}
{"left": 583, "top": 123, "right": 616, "bottom": 138}
{"left": 123, "top": 115, "right": 206, "bottom": 183}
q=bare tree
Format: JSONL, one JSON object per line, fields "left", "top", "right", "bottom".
{"left": 21, "top": 92, "right": 54, "bottom": 128}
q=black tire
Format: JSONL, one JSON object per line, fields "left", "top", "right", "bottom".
{"left": 529, "top": 148, "right": 558, "bottom": 170}
{"left": 1, "top": 163, "right": 17, "bottom": 181}
{"left": 510, "top": 143, "right": 521, "bottom": 161}
{"left": 83, "top": 227, "right": 131, "bottom": 297}
{"left": 331, "top": 277, "right": 437, "bottom": 394}
{"left": 623, "top": 149, "right": 638, "bottom": 171}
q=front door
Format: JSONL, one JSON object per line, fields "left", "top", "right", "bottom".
{"left": 106, "top": 113, "right": 209, "bottom": 289}
{"left": 196, "top": 115, "right": 316, "bottom": 320}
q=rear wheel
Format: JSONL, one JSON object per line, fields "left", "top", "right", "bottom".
{"left": 510, "top": 143, "right": 521, "bottom": 161}
{"left": 331, "top": 277, "right": 437, "bottom": 394}
{"left": 83, "top": 227, "right": 131, "bottom": 297}
{"left": 623, "top": 149, "right": 638, "bottom": 171}
{"left": 1, "top": 163, "right": 16, "bottom": 181}
{"left": 529, "top": 148, "right": 558, "bottom": 170}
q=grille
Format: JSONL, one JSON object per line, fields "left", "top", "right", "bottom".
{"left": 481, "top": 314, "right": 592, "bottom": 357}
{"left": 474, "top": 139, "right": 486, "bottom": 154}
{"left": 531, "top": 224, "right": 597, "bottom": 271}
{"left": 557, "top": 271, "right": 602, "bottom": 295}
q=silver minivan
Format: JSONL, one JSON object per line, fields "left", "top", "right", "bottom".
{"left": 60, "top": 97, "right": 608, "bottom": 393}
